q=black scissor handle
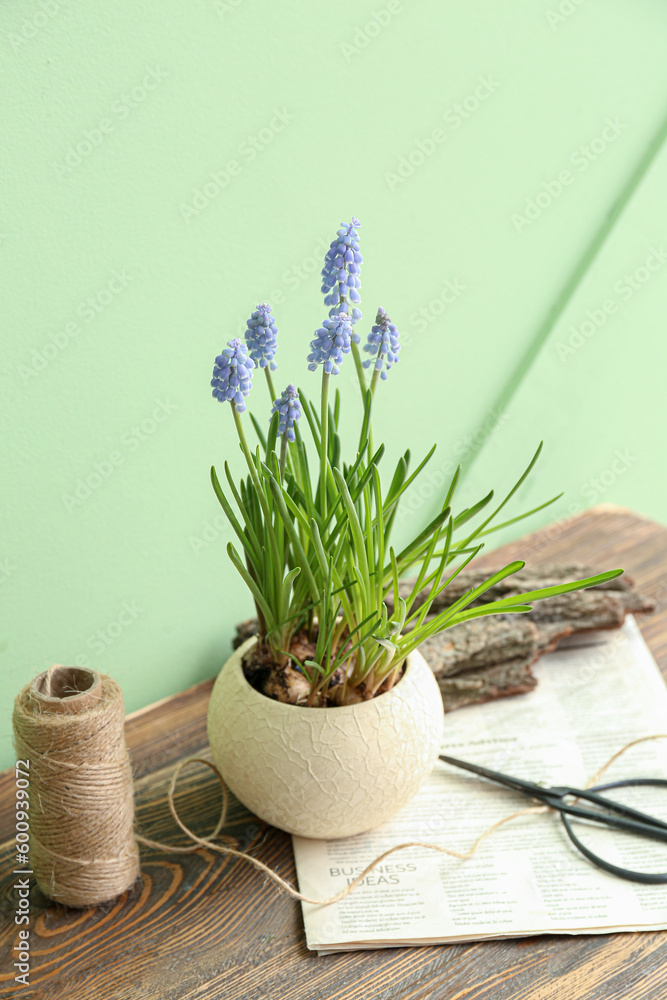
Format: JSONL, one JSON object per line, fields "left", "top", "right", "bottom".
{"left": 554, "top": 778, "right": 667, "bottom": 832}
{"left": 560, "top": 778, "right": 667, "bottom": 885}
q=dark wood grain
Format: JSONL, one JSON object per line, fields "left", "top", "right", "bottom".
{"left": 1, "top": 504, "right": 667, "bottom": 1000}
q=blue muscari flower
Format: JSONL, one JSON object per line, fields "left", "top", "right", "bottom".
{"left": 271, "top": 384, "right": 301, "bottom": 442}
{"left": 321, "top": 218, "right": 363, "bottom": 325}
{"left": 362, "top": 307, "right": 400, "bottom": 380}
{"left": 211, "top": 338, "right": 255, "bottom": 412}
{"left": 307, "top": 314, "right": 359, "bottom": 376}
{"left": 245, "top": 303, "right": 278, "bottom": 370}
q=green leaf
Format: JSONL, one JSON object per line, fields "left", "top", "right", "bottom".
{"left": 408, "top": 560, "right": 526, "bottom": 639}
{"left": 210, "top": 466, "right": 261, "bottom": 566}
{"left": 454, "top": 442, "right": 545, "bottom": 551}
{"left": 476, "top": 569, "right": 624, "bottom": 610}
{"left": 387, "top": 451, "right": 409, "bottom": 502}
{"left": 350, "top": 445, "right": 385, "bottom": 503}
{"left": 268, "top": 476, "right": 321, "bottom": 601}
{"left": 331, "top": 429, "right": 341, "bottom": 470}
{"left": 403, "top": 543, "right": 484, "bottom": 630}
{"left": 452, "top": 490, "right": 494, "bottom": 529}
{"left": 384, "top": 443, "right": 437, "bottom": 511}
{"left": 330, "top": 613, "right": 384, "bottom": 674}
{"left": 476, "top": 493, "right": 564, "bottom": 537}
{"left": 391, "top": 506, "right": 452, "bottom": 571}
{"left": 266, "top": 410, "right": 280, "bottom": 457}
{"left": 298, "top": 390, "right": 321, "bottom": 449}
{"left": 226, "top": 542, "right": 275, "bottom": 626}
{"left": 333, "top": 467, "right": 371, "bottom": 601}
{"left": 372, "top": 466, "right": 385, "bottom": 607}
{"left": 443, "top": 465, "right": 461, "bottom": 510}
{"left": 304, "top": 658, "right": 326, "bottom": 674}
{"left": 279, "top": 566, "right": 301, "bottom": 623}
{"left": 390, "top": 547, "right": 400, "bottom": 611}
{"left": 435, "top": 559, "right": 525, "bottom": 622}
{"left": 249, "top": 411, "right": 268, "bottom": 451}
{"left": 404, "top": 515, "right": 454, "bottom": 617}
{"left": 439, "top": 603, "right": 534, "bottom": 627}
{"left": 223, "top": 462, "right": 262, "bottom": 552}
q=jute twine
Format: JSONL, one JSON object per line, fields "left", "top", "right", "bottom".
{"left": 137, "top": 733, "right": 667, "bottom": 906}
{"left": 13, "top": 664, "right": 667, "bottom": 908}
{"left": 12, "top": 665, "right": 140, "bottom": 907}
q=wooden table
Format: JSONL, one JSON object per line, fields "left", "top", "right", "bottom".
{"left": 2, "top": 505, "right": 667, "bottom": 999}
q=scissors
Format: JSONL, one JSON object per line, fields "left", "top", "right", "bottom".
{"left": 439, "top": 754, "right": 667, "bottom": 884}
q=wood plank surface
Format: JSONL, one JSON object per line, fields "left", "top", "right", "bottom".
{"left": 1, "top": 504, "right": 667, "bottom": 1000}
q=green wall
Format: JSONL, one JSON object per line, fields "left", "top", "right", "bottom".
{"left": 2, "top": 0, "right": 667, "bottom": 768}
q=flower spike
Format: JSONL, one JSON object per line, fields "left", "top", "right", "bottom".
{"left": 211, "top": 338, "right": 255, "bottom": 412}
{"left": 321, "top": 218, "right": 363, "bottom": 324}
{"left": 307, "top": 314, "right": 359, "bottom": 376}
{"left": 245, "top": 303, "right": 278, "bottom": 370}
{"left": 362, "top": 307, "right": 400, "bottom": 380}
{"left": 271, "top": 384, "right": 301, "bottom": 442}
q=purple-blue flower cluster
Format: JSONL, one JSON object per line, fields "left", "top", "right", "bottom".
{"left": 245, "top": 303, "right": 278, "bottom": 370}
{"left": 211, "top": 338, "right": 255, "bottom": 412}
{"left": 321, "top": 219, "right": 363, "bottom": 324}
{"left": 307, "top": 314, "right": 359, "bottom": 375}
{"left": 271, "top": 384, "right": 301, "bottom": 442}
{"left": 362, "top": 307, "right": 400, "bottom": 380}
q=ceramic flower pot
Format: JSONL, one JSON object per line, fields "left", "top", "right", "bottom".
{"left": 206, "top": 636, "right": 444, "bottom": 839}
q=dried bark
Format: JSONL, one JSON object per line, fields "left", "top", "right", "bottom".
{"left": 407, "top": 565, "right": 654, "bottom": 711}
{"left": 437, "top": 659, "right": 538, "bottom": 712}
{"left": 234, "top": 618, "right": 263, "bottom": 649}
{"left": 420, "top": 566, "right": 655, "bottom": 712}
{"left": 499, "top": 588, "right": 651, "bottom": 626}
{"left": 535, "top": 621, "right": 575, "bottom": 652}
{"left": 417, "top": 617, "right": 540, "bottom": 677}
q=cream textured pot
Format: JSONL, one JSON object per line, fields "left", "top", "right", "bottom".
{"left": 207, "top": 637, "right": 444, "bottom": 839}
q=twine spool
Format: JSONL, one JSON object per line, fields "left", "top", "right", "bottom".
{"left": 12, "top": 664, "right": 140, "bottom": 907}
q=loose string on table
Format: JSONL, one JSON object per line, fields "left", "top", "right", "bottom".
{"left": 136, "top": 733, "right": 667, "bottom": 907}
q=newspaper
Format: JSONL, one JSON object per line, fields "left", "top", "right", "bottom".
{"left": 293, "top": 618, "right": 667, "bottom": 953}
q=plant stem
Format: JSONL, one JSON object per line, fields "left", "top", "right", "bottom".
{"left": 232, "top": 404, "right": 261, "bottom": 490}
{"left": 351, "top": 341, "right": 367, "bottom": 397}
{"left": 320, "top": 371, "right": 330, "bottom": 521}
{"left": 279, "top": 433, "right": 287, "bottom": 479}
{"left": 337, "top": 281, "right": 366, "bottom": 397}
{"left": 264, "top": 367, "right": 277, "bottom": 403}
{"left": 367, "top": 349, "right": 382, "bottom": 458}
{"left": 232, "top": 404, "right": 276, "bottom": 534}
{"left": 232, "top": 404, "right": 285, "bottom": 641}
{"left": 267, "top": 370, "right": 295, "bottom": 478}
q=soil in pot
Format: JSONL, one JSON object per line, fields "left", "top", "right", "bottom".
{"left": 241, "top": 628, "right": 405, "bottom": 708}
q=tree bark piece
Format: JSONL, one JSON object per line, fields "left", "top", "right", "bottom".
{"left": 233, "top": 618, "right": 262, "bottom": 649}
{"left": 502, "top": 589, "right": 626, "bottom": 626}
{"left": 437, "top": 659, "right": 538, "bottom": 712}
{"left": 535, "top": 621, "right": 575, "bottom": 652}
{"left": 417, "top": 616, "right": 539, "bottom": 677}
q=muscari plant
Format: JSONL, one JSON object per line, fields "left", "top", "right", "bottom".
{"left": 210, "top": 218, "right": 622, "bottom": 707}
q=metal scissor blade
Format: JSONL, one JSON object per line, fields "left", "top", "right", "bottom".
{"left": 438, "top": 754, "right": 549, "bottom": 799}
